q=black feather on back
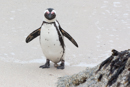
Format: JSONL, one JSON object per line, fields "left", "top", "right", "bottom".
{"left": 53, "top": 22, "right": 65, "bottom": 50}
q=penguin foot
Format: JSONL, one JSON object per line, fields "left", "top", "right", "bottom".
{"left": 57, "top": 60, "right": 65, "bottom": 69}
{"left": 39, "top": 65, "right": 50, "bottom": 68}
{"left": 39, "top": 59, "right": 50, "bottom": 69}
{"left": 57, "top": 65, "right": 64, "bottom": 69}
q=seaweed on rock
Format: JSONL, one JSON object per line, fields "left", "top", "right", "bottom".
{"left": 95, "top": 49, "right": 130, "bottom": 87}
{"left": 57, "top": 49, "right": 130, "bottom": 87}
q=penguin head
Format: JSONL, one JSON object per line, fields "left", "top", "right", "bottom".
{"left": 44, "top": 8, "right": 56, "bottom": 22}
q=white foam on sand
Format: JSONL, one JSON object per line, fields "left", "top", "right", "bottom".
{"left": 73, "top": 62, "right": 98, "bottom": 68}
{"left": 113, "top": 2, "right": 121, "bottom": 7}
{"left": 0, "top": 55, "right": 97, "bottom": 67}
{"left": 15, "top": 58, "right": 71, "bottom": 65}
{"left": 10, "top": 52, "right": 15, "bottom": 55}
{"left": 10, "top": 17, "right": 14, "bottom": 20}
{"left": 14, "top": 58, "right": 45, "bottom": 64}
{"left": 11, "top": 11, "right": 15, "bottom": 13}
{"left": 0, "top": 55, "right": 45, "bottom": 64}
{"left": 0, "top": 55, "right": 72, "bottom": 66}
{"left": 123, "top": 13, "right": 129, "bottom": 16}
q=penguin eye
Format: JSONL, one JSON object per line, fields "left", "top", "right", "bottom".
{"left": 51, "top": 12, "right": 54, "bottom": 14}
{"left": 46, "top": 11, "right": 49, "bottom": 14}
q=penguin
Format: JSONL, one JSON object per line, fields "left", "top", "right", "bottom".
{"left": 26, "top": 8, "right": 78, "bottom": 69}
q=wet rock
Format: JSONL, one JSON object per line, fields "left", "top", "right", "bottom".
{"left": 57, "top": 49, "right": 130, "bottom": 87}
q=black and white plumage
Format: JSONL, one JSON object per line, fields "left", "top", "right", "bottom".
{"left": 26, "top": 8, "right": 78, "bottom": 69}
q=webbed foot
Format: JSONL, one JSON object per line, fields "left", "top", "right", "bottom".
{"left": 39, "top": 65, "right": 50, "bottom": 68}
{"left": 39, "top": 59, "right": 50, "bottom": 69}
{"left": 57, "top": 60, "right": 65, "bottom": 69}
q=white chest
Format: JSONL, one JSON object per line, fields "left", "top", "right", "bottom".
{"left": 40, "top": 24, "right": 59, "bottom": 42}
{"left": 40, "top": 23, "right": 64, "bottom": 63}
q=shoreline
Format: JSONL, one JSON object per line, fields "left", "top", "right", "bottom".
{"left": 0, "top": 61, "right": 86, "bottom": 87}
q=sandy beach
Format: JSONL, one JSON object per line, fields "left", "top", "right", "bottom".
{"left": 0, "top": 61, "right": 85, "bottom": 87}
{"left": 0, "top": 0, "right": 130, "bottom": 87}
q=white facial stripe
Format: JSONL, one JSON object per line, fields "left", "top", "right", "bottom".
{"left": 52, "top": 10, "right": 56, "bottom": 14}
{"left": 44, "top": 10, "right": 49, "bottom": 14}
{"left": 44, "top": 9, "right": 56, "bottom": 14}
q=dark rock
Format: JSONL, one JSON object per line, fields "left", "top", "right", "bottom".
{"left": 57, "top": 49, "right": 130, "bottom": 87}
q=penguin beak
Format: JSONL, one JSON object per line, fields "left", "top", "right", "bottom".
{"left": 48, "top": 13, "right": 52, "bottom": 19}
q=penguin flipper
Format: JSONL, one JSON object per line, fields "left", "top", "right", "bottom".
{"left": 60, "top": 29, "right": 78, "bottom": 47}
{"left": 26, "top": 28, "right": 41, "bottom": 43}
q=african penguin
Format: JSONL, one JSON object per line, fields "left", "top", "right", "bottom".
{"left": 26, "top": 8, "right": 78, "bottom": 69}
